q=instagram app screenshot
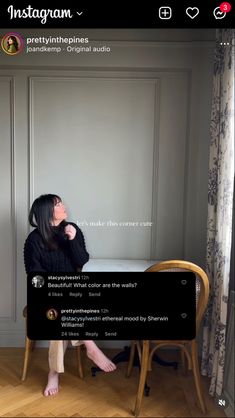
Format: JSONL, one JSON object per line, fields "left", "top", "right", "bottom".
{"left": 0, "top": 1, "right": 234, "bottom": 417}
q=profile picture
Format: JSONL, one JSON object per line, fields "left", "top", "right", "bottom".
{"left": 46, "top": 309, "right": 58, "bottom": 321}
{"left": 31, "top": 275, "right": 45, "bottom": 288}
{"left": 1, "top": 32, "right": 24, "bottom": 55}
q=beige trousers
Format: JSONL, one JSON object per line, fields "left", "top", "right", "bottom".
{"left": 49, "top": 340, "right": 83, "bottom": 373}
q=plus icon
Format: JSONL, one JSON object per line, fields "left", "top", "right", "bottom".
{"left": 159, "top": 6, "right": 172, "bottom": 20}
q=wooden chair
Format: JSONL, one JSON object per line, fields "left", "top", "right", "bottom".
{"left": 126, "top": 260, "right": 210, "bottom": 417}
{"left": 21, "top": 306, "right": 84, "bottom": 381}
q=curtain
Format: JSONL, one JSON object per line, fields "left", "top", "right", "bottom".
{"left": 201, "top": 29, "right": 235, "bottom": 396}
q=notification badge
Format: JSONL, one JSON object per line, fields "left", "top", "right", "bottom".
{"left": 1, "top": 32, "right": 24, "bottom": 55}
{"left": 220, "top": 2, "right": 232, "bottom": 12}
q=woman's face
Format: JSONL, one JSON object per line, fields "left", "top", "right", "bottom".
{"left": 8, "top": 37, "right": 13, "bottom": 44}
{"left": 52, "top": 198, "right": 67, "bottom": 224}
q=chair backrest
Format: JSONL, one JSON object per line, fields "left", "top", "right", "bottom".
{"left": 145, "top": 260, "right": 210, "bottom": 336}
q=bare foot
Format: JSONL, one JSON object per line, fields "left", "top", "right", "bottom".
{"left": 85, "top": 343, "right": 116, "bottom": 372}
{"left": 44, "top": 370, "right": 59, "bottom": 396}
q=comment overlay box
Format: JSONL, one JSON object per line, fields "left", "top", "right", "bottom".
{"left": 27, "top": 272, "right": 196, "bottom": 340}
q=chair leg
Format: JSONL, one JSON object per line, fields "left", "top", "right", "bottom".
{"left": 76, "top": 346, "right": 84, "bottom": 379}
{"left": 191, "top": 340, "right": 206, "bottom": 414}
{"left": 31, "top": 341, "right": 36, "bottom": 351}
{"left": 133, "top": 341, "right": 149, "bottom": 417}
{"left": 181, "top": 349, "right": 187, "bottom": 375}
{"left": 126, "top": 341, "right": 136, "bottom": 378}
{"left": 21, "top": 337, "right": 33, "bottom": 381}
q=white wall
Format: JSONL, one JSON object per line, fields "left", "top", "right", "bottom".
{"left": 0, "top": 29, "right": 215, "bottom": 346}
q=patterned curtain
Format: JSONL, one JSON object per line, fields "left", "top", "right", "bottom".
{"left": 201, "top": 29, "right": 235, "bottom": 396}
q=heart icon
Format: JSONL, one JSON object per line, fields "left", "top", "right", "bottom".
{"left": 186, "top": 7, "right": 199, "bottom": 19}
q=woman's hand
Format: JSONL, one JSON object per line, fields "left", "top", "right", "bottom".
{"left": 64, "top": 224, "right": 76, "bottom": 240}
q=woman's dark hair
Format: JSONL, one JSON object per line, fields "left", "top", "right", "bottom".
{"left": 29, "top": 194, "right": 63, "bottom": 249}
{"left": 7, "top": 36, "right": 19, "bottom": 51}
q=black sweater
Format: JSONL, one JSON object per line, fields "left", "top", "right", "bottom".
{"left": 24, "top": 222, "right": 89, "bottom": 273}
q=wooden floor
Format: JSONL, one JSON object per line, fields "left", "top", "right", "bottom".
{"left": 0, "top": 347, "right": 226, "bottom": 417}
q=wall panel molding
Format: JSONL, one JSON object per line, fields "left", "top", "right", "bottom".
{"left": 0, "top": 76, "right": 16, "bottom": 322}
{"left": 29, "top": 75, "right": 157, "bottom": 259}
{"left": 29, "top": 71, "right": 190, "bottom": 260}
{"left": 150, "top": 80, "right": 160, "bottom": 259}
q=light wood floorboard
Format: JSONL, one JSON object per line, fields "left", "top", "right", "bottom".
{"left": 0, "top": 348, "right": 226, "bottom": 417}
